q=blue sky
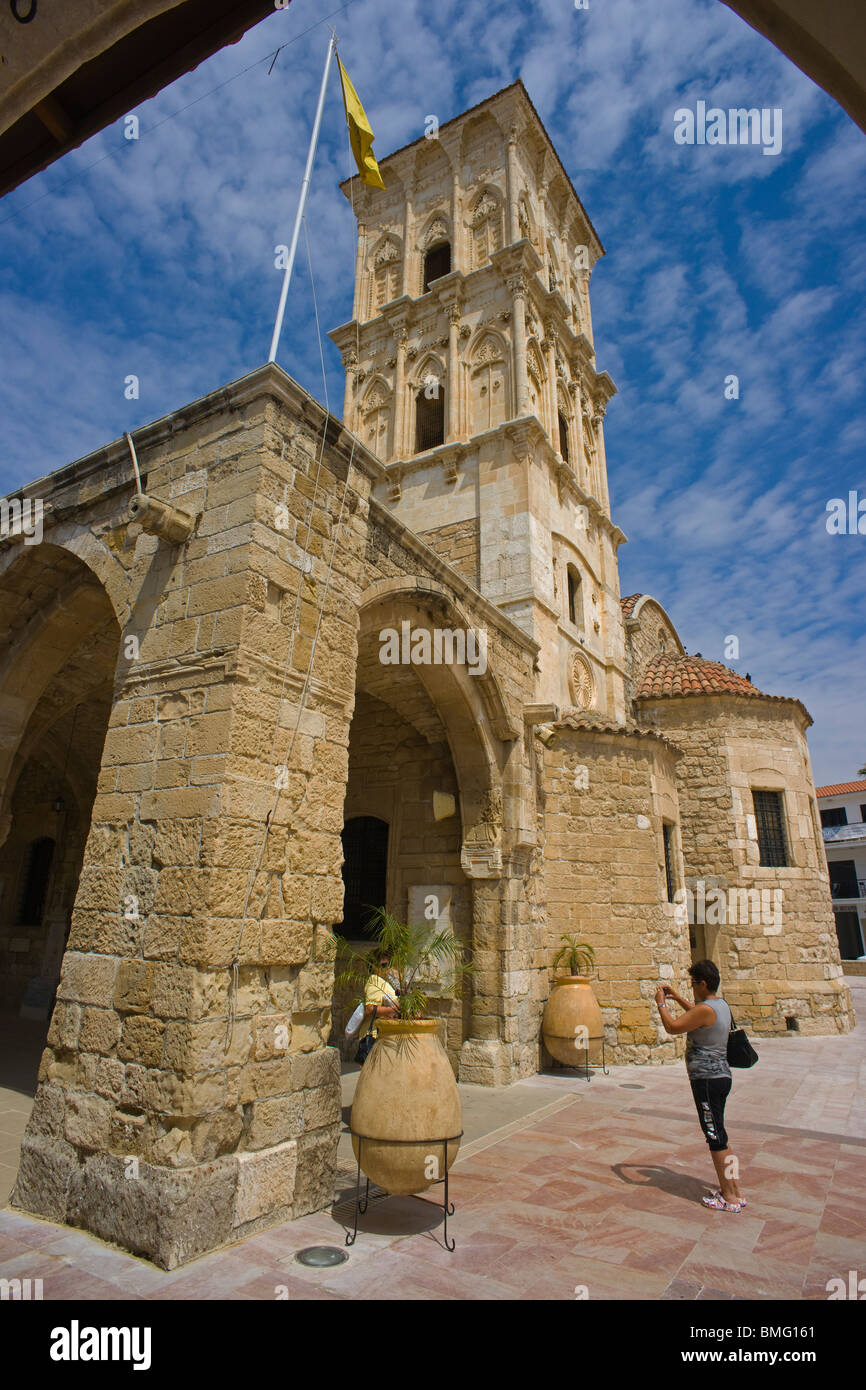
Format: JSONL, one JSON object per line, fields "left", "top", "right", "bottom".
{"left": 1, "top": 0, "right": 863, "bottom": 783}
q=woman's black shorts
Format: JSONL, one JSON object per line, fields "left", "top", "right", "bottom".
{"left": 689, "top": 1076, "right": 732, "bottom": 1152}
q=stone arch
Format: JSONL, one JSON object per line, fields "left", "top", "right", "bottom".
{"left": 469, "top": 329, "right": 511, "bottom": 431}
{"left": 359, "top": 375, "right": 392, "bottom": 459}
{"left": 467, "top": 185, "right": 503, "bottom": 268}
{"left": 526, "top": 337, "right": 546, "bottom": 419}
{"left": 0, "top": 544, "right": 120, "bottom": 1017}
{"left": 367, "top": 232, "right": 403, "bottom": 316}
{"left": 357, "top": 577, "right": 511, "bottom": 873}
{"left": 0, "top": 544, "right": 122, "bottom": 844}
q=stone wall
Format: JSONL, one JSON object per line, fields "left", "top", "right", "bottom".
{"left": 12, "top": 370, "right": 378, "bottom": 1266}
{"left": 638, "top": 694, "right": 855, "bottom": 1037}
{"left": 419, "top": 517, "right": 480, "bottom": 588}
{"left": 535, "top": 717, "right": 690, "bottom": 1065}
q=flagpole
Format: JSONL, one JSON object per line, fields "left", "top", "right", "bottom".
{"left": 268, "top": 31, "right": 337, "bottom": 363}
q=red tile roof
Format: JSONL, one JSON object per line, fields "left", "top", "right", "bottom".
{"left": 815, "top": 779, "right": 866, "bottom": 798}
{"left": 636, "top": 654, "right": 811, "bottom": 726}
{"left": 620, "top": 593, "right": 642, "bottom": 619}
{"left": 637, "top": 653, "right": 761, "bottom": 699}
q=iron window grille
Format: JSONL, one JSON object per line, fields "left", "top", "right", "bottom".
{"left": 752, "top": 790, "right": 789, "bottom": 867}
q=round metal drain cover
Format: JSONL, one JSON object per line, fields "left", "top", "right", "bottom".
{"left": 619, "top": 1083, "right": 645, "bottom": 1090}
{"left": 295, "top": 1246, "right": 348, "bottom": 1268}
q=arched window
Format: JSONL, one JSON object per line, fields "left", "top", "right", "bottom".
{"left": 341, "top": 817, "right": 389, "bottom": 941}
{"left": 361, "top": 382, "right": 391, "bottom": 458}
{"left": 558, "top": 413, "right": 570, "bottom": 463}
{"left": 470, "top": 191, "right": 502, "bottom": 268}
{"left": 415, "top": 381, "right": 445, "bottom": 452}
{"left": 18, "top": 836, "right": 55, "bottom": 926}
{"left": 470, "top": 335, "right": 508, "bottom": 431}
{"left": 372, "top": 238, "right": 401, "bottom": 313}
{"left": 423, "top": 241, "right": 451, "bottom": 291}
{"left": 566, "top": 566, "right": 582, "bottom": 628}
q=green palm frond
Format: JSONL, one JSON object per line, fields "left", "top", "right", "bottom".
{"left": 552, "top": 935, "right": 595, "bottom": 976}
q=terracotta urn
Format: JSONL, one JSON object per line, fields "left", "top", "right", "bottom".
{"left": 542, "top": 975, "right": 604, "bottom": 1065}
{"left": 350, "top": 1019, "right": 462, "bottom": 1195}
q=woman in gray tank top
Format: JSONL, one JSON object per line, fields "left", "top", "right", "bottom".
{"left": 655, "top": 959, "right": 746, "bottom": 1211}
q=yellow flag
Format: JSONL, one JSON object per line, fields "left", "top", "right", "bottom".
{"left": 337, "top": 57, "right": 385, "bottom": 190}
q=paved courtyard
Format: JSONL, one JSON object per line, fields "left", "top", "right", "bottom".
{"left": 1, "top": 978, "right": 864, "bottom": 1301}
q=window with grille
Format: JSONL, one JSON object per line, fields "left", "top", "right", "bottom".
{"left": 558, "top": 413, "right": 570, "bottom": 463}
{"left": 415, "top": 387, "right": 445, "bottom": 452}
{"left": 752, "top": 790, "right": 789, "bottom": 867}
{"left": 820, "top": 806, "right": 847, "bottom": 827}
{"left": 18, "top": 836, "right": 55, "bottom": 926}
{"left": 423, "top": 242, "right": 451, "bottom": 292}
{"left": 341, "top": 817, "right": 389, "bottom": 941}
{"left": 662, "top": 823, "right": 676, "bottom": 903}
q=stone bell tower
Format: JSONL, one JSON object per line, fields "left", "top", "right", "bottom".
{"left": 330, "top": 80, "right": 629, "bottom": 720}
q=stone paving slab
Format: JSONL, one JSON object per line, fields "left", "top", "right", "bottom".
{"left": 0, "top": 978, "right": 864, "bottom": 1301}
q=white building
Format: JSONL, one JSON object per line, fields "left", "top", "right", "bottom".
{"left": 816, "top": 779, "right": 866, "bottom": 960}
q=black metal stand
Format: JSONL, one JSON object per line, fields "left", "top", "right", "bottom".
{"left": 547, "top": 1036, "right": 609, "bottom": 1080}
{"left": 345, "top": 1131, "right": 464, "bottom": 1251}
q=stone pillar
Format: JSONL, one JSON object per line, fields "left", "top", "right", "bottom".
{"left": 341, "top": 349, "right": 358, "bottom": 428}
{"left": 11, "top": 372, "right": 371, "bottom": 1268}
{"left": 402, "top": 185, "right": 414, "bottom": 297}
{"left": 392, "top": 324, "right": 409, "bottom": 457}
{"left": 352, "top": 222, "right": 366, "bottom": 322}
{"left": 505, "top": 125, "right": 520, "bottom": 243}
{"left": 509, "top": 273, "right": 530, "bottom": 417}
{"left": 542, "top": 322, "right": 558, "bottom": 444}
{"left": 447, "top": 304, "right": 461, "bottom": 442}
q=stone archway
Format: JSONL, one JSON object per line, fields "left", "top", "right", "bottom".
{"left": 0, "top": 543, "right": 120, "bottom": 1206}
{"left": 352, "top": 579, "right": 519, "bottom": 1080}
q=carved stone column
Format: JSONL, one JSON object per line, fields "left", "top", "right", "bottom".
{"left": 506, "top": 124, "right": 520, "bottom": 243}
{"left": 508, "top": 273, "right": 530, "bottom": 417}
{"left": 542, "top": 322, "right": 558, "bottom": 443}
{"left": 341, "top": 349, "right": 358, "bottom": 427}
{"left": 393, "top": 325, "right": 409, "bottom": 457}
{"left": 402, "top": 183, "right": 415, "bottom": 297}
{"left": 447, "top": 304, "right": 461, "bottom": 442}
{"left": 351, "top": 222, "right": 366, "bottom": 322}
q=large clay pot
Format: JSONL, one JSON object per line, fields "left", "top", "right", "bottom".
{"left": 350, "top": 1020, "right": 462, "bottom": 1195}
{"left": 542, "top": 976, "right": 604, "bottom": 1065}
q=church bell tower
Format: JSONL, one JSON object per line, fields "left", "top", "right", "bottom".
{"left": 330, "top": 81, "right": 628, "bottom": 720}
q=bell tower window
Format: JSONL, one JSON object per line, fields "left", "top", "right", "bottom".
{"left": 558, "top": 413, "right": 570, "bottom": 463}
{"left": 415, "top": 385, "right": 445, "bottom": 453}
{"left": 566, "top": 566, "right": 582, "bottom": 628}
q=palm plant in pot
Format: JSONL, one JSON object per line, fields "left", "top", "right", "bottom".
{"left": 541, "top": 935, "right": 604, "bottom": 1066}
{"left": 335, "top": 907, "right": 473, "bottom": 1196}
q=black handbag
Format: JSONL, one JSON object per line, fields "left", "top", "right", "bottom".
{"left": 727, "top": 1008, "right": 758, "bottom": 1068}
{"left": 354, "top": 1007, "right": 377, "bottom": 1065}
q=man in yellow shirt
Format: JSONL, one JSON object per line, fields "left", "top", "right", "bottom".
{"left": 363, "top": 950, "right": 399, "bottom": 1040}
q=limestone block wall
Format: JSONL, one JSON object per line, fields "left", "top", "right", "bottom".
{"left": 535, "top": 718, "right": 690, "bottom": 1065}
{"left": 12, "top": 371, "right": 377, "bottom": 1267}
{"left": 418, "top": 517, "right": 480, "bottom": 588}
{"left": 637, "top": 695, "right": 855, "bottom": 1037}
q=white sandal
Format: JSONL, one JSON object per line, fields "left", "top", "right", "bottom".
{"left": 712, "top": 1188, "right": 747, "bottom": 1208}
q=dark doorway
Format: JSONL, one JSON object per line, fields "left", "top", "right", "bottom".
{"left": 834, "top": 910, "right": 864, "bottom": 960}
{"left": 829, "top": 859, "right": 859, "bottom": 899}
{"left": 341, "top": 816, "right": 389, "bottom": 941}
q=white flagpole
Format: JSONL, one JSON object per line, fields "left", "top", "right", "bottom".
{"left": 268, "top": 31, "right": 337, "bottom": 363}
